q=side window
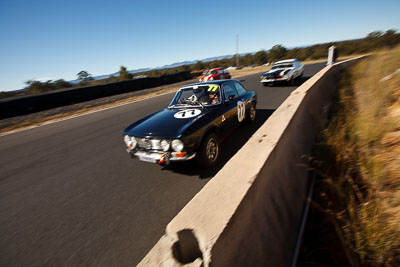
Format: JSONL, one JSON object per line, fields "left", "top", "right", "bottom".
{"left": 222, "top": 83, "right": 239, "bottom": 101}
{"left": 234, "top": 82, "right": 247, "bottom": 95}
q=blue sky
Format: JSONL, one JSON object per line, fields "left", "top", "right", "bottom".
{"left": 0, "top": 0, "right": 399, "bottom": 92}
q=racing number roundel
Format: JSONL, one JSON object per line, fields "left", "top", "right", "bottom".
{"left": 237, "top": 101, "right": 245, "bottom": 122}
{"left": 174, "top": 109, "right": 201, "bottom": 119}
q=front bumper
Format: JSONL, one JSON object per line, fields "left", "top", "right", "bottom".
{"left": 126, "top": 149, "right": 196, "bottom": 165}
{"left": 260, "top": 76, "right": 289, "bottom": 84}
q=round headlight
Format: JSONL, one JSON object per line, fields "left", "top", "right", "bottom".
{"left": 171, "top": 139, "right": 184, "bottom": 152}
{"left": 124, "top": 135, "right": 132, "bottom": 147}
{"left": 160, "top": 140, "right": 170, "bottom": 151}
{"left": 210, "top": 77, "right": 214, "bottom": 80}
{"left": 130, "top": 136, "right": 137, "bottom": 148}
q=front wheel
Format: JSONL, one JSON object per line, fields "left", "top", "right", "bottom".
{"left": 297, "top": 74, "right": 303, "bottom": 84}
{"left": 246, "top": 103, "right": 256, "bottom": 124}
{"left": 289, "top": 76, "right": 296, "bottom": 86}
{"left": 195, "top": 133, "right": 220, "bottom": 168}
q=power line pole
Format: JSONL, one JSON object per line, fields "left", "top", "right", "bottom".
{"left": 236, "top": 34, "right": 240, "bottom": 68}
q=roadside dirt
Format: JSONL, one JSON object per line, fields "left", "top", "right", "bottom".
{"left": 0, "top": 67, "right": 271, "bottom": 136}
{"left": 0, "top": 57, "right": 333, "bottom": 136}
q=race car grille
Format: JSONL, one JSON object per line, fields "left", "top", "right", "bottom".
{"left": 265, "top": 74, "right": 279, "bottom": 79}
{"left": 137, "top": 138, "right": 161, "bottom": 150}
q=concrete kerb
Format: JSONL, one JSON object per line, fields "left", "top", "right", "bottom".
{"left": 138, "top": 57, "right": 366, "bottom": 267}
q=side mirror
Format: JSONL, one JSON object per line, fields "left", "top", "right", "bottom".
{"left": 224, "top": 95, "right": 236, "bottom": 105}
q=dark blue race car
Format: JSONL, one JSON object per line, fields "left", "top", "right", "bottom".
{"left": 123, "top": 79, "right": 257, "bottom": 167}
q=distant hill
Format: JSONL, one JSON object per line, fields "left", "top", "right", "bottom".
{"left": 68, "top": 53, "right": 249, "bottom": 84}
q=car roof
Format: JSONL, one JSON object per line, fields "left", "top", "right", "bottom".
{"left": 188, "top": 79, "right": 238, "bottom": 87}
{"left": 274, "top": 59, "right": 297, "bottom": 64}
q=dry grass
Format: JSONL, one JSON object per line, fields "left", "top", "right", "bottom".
{"left": 311, "top": 46, "right": 400, "bottom": 266}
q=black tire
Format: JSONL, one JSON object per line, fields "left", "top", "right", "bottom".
{"left": 246, "top": 103, "right": 256, "bottom": 124}
{"left": 262, "top": 82, "right": 268, "bottom": 87}
{"left": 289, "top": 76, "right": 295, "bottom": 86}
{"left": 297, "top": 74, "right": 303, "bottom": 84}
{"left": 195, "top": 133, "right": 220, "bottom": 168}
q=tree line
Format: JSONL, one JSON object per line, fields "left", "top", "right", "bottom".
{"left": 1, "top": 29, "right": 399, "bottom": 100}
{"left": 182, "top": 29, "right": 400, "bottom": 72}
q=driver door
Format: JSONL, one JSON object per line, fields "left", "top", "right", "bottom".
{"left": 221, "top": 82, "right": 242, "bottom": 136}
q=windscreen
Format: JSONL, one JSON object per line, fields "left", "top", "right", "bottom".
{"left": 206, "top": 70, "right": 218, "bottom": 75}
{"left": 169, "top": 84, "right": 221, "bottom": 107}
{"left": 271, "top": 63, "right": 294, "bottom": 69}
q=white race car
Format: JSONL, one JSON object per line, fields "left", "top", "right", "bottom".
{"left": 260, "top": 59, "right": 304, "bottom": 86}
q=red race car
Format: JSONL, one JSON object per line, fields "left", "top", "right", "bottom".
{"left": 199, "top": 67, "right": 231, "bottom": 82}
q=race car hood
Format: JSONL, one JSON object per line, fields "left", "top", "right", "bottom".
{"left": 123, "top": 107, "right": 208, "bottom": 138}
{"left": 202, "top": 74, "right": 216, "bottom": 81}
{"left": 262, "top": 68, "right": 293, "bottom": 76}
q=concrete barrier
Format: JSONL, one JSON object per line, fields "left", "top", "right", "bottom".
{"left": 139, "top": 57, "right": 365, "bottom": 266}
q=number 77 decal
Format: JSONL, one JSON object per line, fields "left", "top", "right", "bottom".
{"left": 237, "top": 101, "right": 245, "bottom": 122}
{"left": 207, "top": 85, "right": 219, "bottom": 92}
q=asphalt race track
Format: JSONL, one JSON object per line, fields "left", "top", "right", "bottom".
{"left": 0, "top": 63, "right": 325, "bottom": 266}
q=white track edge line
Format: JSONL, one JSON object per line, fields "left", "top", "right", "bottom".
{"left": 0, "top": 91, "right": 176, "bottom": 137}
{"left": 1, "top": 65, "right": 321, "bottom": 138}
